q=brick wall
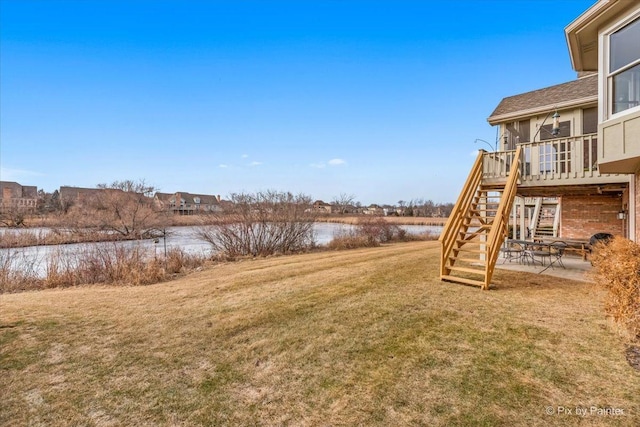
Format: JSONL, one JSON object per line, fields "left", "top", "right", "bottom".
{"left": 561, "top": 195, "right": 623, "bottom": 240}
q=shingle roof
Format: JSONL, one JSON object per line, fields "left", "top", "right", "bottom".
{"left": 488, "top": 73, "right": 597, "bottom": 124}
{"left": 181, "top": 193, "right": 220, "bottom": 205}
{"left": 154, "top": 192, "right": 173, "bottom": 201}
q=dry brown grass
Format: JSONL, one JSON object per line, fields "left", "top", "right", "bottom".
{"left": 0, "top": 244, "right": 209, "bottom": 293}
{"left": 325, "top": 217, "right": 437, "bottom": 250}
{"left": 1, "top": 241, "right": 639, "bottom": 426}
{"left": 591, "top": 237, "right": 640, "bottom": 340}
{"left": 0, "top": 228, "right": 123, "bottom": 249}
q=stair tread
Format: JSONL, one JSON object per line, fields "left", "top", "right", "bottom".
{"left": 459, "top": 226, "right": 491, "bottom": 233}
{"left": 463, "top": 217, "right": 494, "bottom": 223}
{"left": 450, "top": 257, "right": 486, "bottom": 264}
{"left": 448, "top": 266, "right": 486, "bottom": 274}
{"left": 441, "top": 275, "right": 485, "bottom": 288}
{"left": 453, "top": 248, "right": 488, "bottom": 254}
{"left": 455, "top": 240, "right": 487, "bottom": 246}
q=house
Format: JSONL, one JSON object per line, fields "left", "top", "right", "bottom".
{"left": 154, "top": 192, "right": 222, "bottom": 215}
{"left": 486, "top": 73, "right": 628, "bottom": 241}
{"left": 312, "top": 200, "right": 334, "bottom": 215}
{"left": 0, "top": 181, "right": 38, "bottom": 213}
{"left": 440, "top": 0, "right": 640, "bottom": 289}
{"left": 59, "top": 186, "right": 104, "bottom": 206}
{"left": 565, "top": 0, "right": 640, "bottom": 243}
{"left": 363, "top": 204, "right": 384, "bottom": 216}
{"left": 59, "top": 186, "right": 158, "bottom": 215}
{"left": 59, "top": 186, "right": 133, "bottom": 209}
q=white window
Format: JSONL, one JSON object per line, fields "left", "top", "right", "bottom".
{"left": 607, "top": 15, "right": 640, "bottom": 116}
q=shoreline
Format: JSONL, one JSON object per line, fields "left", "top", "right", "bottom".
{"left": 1, "top": 216, "right": 448, "bottom": 249}
{"left": 315, "top": 215, "right": 448, "bottom": 226}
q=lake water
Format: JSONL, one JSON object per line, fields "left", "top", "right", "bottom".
{"left": 1, "top": 223, "right": 443, "bottom": 277}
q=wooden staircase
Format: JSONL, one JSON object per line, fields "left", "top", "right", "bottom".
{"left": 439, "top": 147, "right": 522, "bottom": 290}
{"left": 528, "top": 198, "right": 559, "bottom": 239}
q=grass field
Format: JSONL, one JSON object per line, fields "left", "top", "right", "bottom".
{"left": 1, "top": 241, "right": 638, "bottom": 426}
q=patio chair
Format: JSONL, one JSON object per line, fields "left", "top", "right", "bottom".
{"left": 548, "top": 241, "right": 567, "bottom": 269}
{"left": 501, "top": 241, "right": 523, "bottom": 264}
{"left": 528, "top": 243, "right": 552, "bottom": 267}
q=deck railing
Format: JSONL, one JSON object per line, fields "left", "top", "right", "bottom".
{"left": 482, "top": 133, "right": 601, "bottom": 184}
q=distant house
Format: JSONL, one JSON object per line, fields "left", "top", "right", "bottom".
{"left": 312, "top": 200, "right": 334, "bottom": 214}
{"left": 363, "top": 204, "right": 383, "bottom": 216}
{"left": 0, "top": 181, "right": 38, "bottom": 213}
{"left": 59, "top": 186, "right": 156, "bottom": 214}
{"left": 59, "top": 186, "right": 105, "bottom": 206}
{"left": 154, "top": 192, "right": 222, "bottom": 215}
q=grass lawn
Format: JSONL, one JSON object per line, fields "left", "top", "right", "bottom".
{"left": 1, "top": 241, "right": 638, "bottom": 426}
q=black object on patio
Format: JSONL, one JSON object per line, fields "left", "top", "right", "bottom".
{"left": 589, "top": 232, "right": 614, "bottom": 247}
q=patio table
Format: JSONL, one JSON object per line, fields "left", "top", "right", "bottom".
{"left": 505, "top": 239, "right": 567, "bottom": 273}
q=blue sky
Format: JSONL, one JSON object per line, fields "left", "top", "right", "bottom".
{"left": 1, "top": 0, "right": 596, "bottom": 205}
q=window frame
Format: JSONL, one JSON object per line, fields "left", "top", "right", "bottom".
{"left": 601, "top": 7, "right": 640, "bottom": 121}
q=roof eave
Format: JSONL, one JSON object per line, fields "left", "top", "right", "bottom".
{"left": 564, "top": 0, "right": 630, "bottom": 72}
{"left": 565, "top": 0, "right": 607, "bottom": 71}
{"left": 487, "top": 95, "right": 598, "bottom": 125}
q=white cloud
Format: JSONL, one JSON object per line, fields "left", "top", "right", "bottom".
{"left": 249, "top": 161, "right": 262, "bottom": 167}
{"left": 310, "top": 158, "right": 347, "bottom": 169}
{"left": 219, "top": 164, "right": 229, "bottom": 168}
{"left": 241, "top": 154, "right": 249, "bottom": 158}
{"left": 328, "top": 158, "right": 346, "bottom": 166}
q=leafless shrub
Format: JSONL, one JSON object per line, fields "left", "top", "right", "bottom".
{"left": 72, "top": 243, "right": 174, "bottom": 285}
{"left": 1, "top": 243, "right": 210, "bottom": 293}
{"left": 0, "top": 206, "right": 27, "bottom": 227}
{"left": 325, "top": 218, "right": 438, "bottom": 250}
{"left": 406, "top": 231, "right": 440, "bottom": 241}
{"left": 164, "top": 248, "right": 205, "bottom": 274}
{"left": 64, "top": 179, "right": 167, "bottom": 240}
{"left": 0, "top": 227, "right": 131, "bottom": 249}
{"left": 0, "top": 248, "right": 43, "bottom": 293}
{"left": 197, "top": 191, "right": 318, "bottom": 257}
{"left": 356, "top": 217, "right": 403, "bottom": 244}
{"left": 0, "top": 229, "right": 43, "bottom": 248}
{"left": 326, "top": 233, "right": 379, "bottom": 250}
{"left": 591, "top": 237, "right": 640, "bottom": 340}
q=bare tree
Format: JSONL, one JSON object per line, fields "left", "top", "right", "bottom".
{"left": 198, "top": 190, "right": 318, "bottom": 257}
{"left": 0, "top": 206, "right": 26, "bottom": 227}
{"left": 70, "top": 179, "right": 166, "bottom": 239}
{"left": 97, "top": 179, "right": 156, "bottom": 196}
{"left": 331, "top": 193, "right": 356, "bottom": 214}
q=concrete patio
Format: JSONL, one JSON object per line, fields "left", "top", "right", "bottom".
{"left": 495, "top": 253, "right": 593, "bottom": 282}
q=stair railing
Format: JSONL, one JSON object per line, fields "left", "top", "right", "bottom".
{"left": 483, "top": 146, "right": 522, "bottom": 289}
{"left": 439, "top": 150, "right": 485, "bottom": 277}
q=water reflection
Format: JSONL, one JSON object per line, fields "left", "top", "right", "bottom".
{"left": 1, "top": 223, "right": 442, "bottom": 278}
